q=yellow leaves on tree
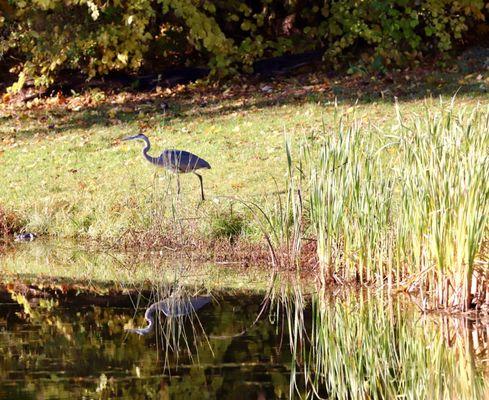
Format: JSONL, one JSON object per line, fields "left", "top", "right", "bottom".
{"left": 2, "top": 0, "right": 488, "bottom": 91}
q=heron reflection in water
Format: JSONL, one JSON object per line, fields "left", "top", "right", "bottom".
{"left": 126, "top": 296, "right": 211, "bottom": 336}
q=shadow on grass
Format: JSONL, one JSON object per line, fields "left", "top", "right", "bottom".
{"left": 2, "top": 50, "right": 489, "bottom": 140}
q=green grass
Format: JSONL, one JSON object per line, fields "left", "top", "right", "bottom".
{"left": 1, "top": 96, "right": 313, "bottom": 239}
{"left": 1, "top": 92, "right": 487, "bottom": 243}
{"left": 209, "top": 209, "right": 248, "bottom": 240}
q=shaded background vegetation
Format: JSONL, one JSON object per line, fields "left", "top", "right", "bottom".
{"left": 1, "top": 0, "right": 488, "bottom": 89}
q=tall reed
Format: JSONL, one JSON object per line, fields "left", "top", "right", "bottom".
{"left": 300, "top": 101, "right": 489, "bottom": 309}
{"left": 395, "top": 103, "right": 489, "bottom": 309}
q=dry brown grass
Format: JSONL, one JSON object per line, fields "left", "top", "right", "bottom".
{"left": 0, "top": 206, "right": 21, "bottom": 238}
{"left": 119, "top": 221, "right": 318, "bottom": 271}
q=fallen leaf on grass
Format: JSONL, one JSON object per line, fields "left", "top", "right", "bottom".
{"left": 57, "top": 91, "right": 67, "bottom": 105}
{"left": 107, "top": 108, "right": 118, "bottom": 119}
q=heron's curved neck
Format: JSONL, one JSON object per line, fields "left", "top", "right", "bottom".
{"left": 134, "top": 305, "right": 156, "bottom": 335}
{"left": 127, "top": 302, "right": 159, "bottom": 335}
{"left": 143, "top": 315, "right": 154, "bottom": 332}
{"left": 140, "top": 135, "right": 159, "bottom": 165}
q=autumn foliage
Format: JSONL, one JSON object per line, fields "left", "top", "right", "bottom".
{"left": 0, "top": 0, "right": 488, "bottom": 90}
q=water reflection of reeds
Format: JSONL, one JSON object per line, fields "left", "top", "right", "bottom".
{"left": 271, "top": 283, "right": 489, "bottom": 399}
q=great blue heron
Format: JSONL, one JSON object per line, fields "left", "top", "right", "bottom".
{"left": 126, "top": 296, "right": 211, "bottom": 336}
{"left": 123, "top": 133, "right": 211, "bottom": 201}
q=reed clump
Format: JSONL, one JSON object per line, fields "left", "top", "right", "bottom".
{"left": 289, "top": 101, "right": 489, "bottom": 310}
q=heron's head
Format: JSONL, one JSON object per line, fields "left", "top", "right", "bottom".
{"left": 123, "top": 133, "right": 147, "bottom": 142}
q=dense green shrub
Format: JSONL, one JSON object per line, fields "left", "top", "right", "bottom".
{"left": 1, "top": 0, "right": 487, "bottom": 90}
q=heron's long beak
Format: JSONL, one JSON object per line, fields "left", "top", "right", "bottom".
{"left": 122, "top": 135, "right": 139, "bottom": 141}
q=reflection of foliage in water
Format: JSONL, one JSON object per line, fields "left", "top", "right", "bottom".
{"left": 0, "top": 290, "right": 292, "bottom": 399}
{"left": 1, "top": 239, "right": 274, "bottom": 292}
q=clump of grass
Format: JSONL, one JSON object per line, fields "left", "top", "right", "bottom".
{"left": 209, "top": 211, "right": 247, "bottom": 241}
{"left": 305, "top": 114, "right": 394, "bottom": 284}
{"left": 395, "top": 103, "right": 489, "bottom": 310}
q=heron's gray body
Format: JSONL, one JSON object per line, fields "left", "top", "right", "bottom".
{"left": 127, "top": 296, "right": 211, "bottom": 336}
{"left": 149, "top": 149, "right": 211, "bottom": 173}
{"left": 123, "top": 133, "right": 211, "bottom": 200}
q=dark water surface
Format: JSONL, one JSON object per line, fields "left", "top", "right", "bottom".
{"left": 1, "top": 242, "right": 489, "bottom": 399}
{"left": 0, "top": 293, "right": 296, "bottom": 399}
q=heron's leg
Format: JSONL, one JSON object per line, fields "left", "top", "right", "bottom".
{"left": 194, "top": 172, "right": 205, "bottom": 201}
{"left": 176, "top": 174, "right": 181, "bottom": 195}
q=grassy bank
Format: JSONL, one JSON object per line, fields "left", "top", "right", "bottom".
{"left": 1, "top": 91, "right": 312, "bottom": 240}
{"left": 1, "top": 81, "right": 488, "bottom": 309}
{"left": 0, "top": 74, "right": 488, "bottom": 245}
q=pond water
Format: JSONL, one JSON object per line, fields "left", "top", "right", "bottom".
{"left": 1, "top": 242, "right": 489, "bottom": 399}
{"left": 0, "top": 292, "right": 296, "bottom": 399}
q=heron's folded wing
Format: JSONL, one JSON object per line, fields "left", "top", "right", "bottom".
{"left": 162, "top": 150, "right": 210, "bottom": 172}
{"left": 160, "top": 296, "right": 211, "bottom": 316}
